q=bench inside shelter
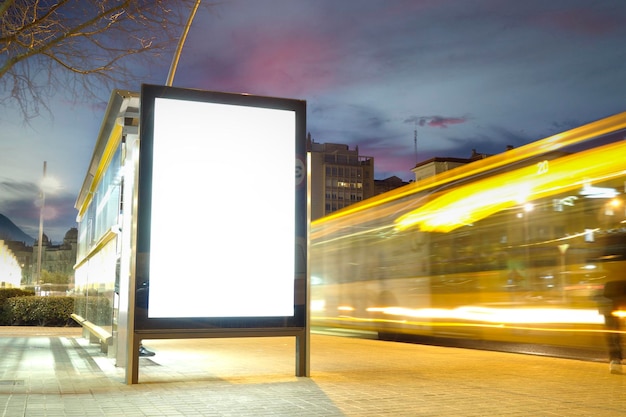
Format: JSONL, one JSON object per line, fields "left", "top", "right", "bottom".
{"left": 71, "top": 313, "right": 112, "bottom": 353}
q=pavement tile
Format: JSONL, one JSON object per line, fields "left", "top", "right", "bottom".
{"left": 1, "top": 326, "right": 625, "bottom": 416}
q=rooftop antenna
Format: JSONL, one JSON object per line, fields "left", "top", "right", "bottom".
{"left": 414, "top": 120, "right": 418, "bottom": 164}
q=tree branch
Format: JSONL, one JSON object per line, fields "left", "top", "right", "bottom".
{"left": 0, "top": 0, "right": 210, "bottom": 122}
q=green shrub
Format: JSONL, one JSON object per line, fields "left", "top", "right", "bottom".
{"left": 6, "top": 296, "right": 77, "bottom": 327}
{"left": 73, "top": 294, "right": 86, "bottom": 317}
{"left": 72, "top": 295, "right": 113, "bottom": 326}
{"left": 0, "top": 289, "right": 111, "bottom": 327}
{"left": 91, "top": 296, "right": 112, "bottom": 326}
{"left": 0, "top": 288, "right": 35, "bottom": 324}
{"left": 0, "top": 288, "right": 35, "bottom": 302}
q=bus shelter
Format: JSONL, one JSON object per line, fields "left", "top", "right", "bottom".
{"left": 73, "top": 86, "right": 308, "bottom": 384}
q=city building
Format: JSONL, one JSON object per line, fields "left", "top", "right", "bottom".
{"left": 0, "top": 240, "right": 22, "bottom": 288}
{"left": 374, "top": 175, "right": 410, "bottom": 195}
{"left": 411, "top": 148, "right": 494, "bottom": 182}
{"left": 32, "top": 228, "right": 78, "bottom": 287}
{"left": 307, "top": 134, "right": 375, "bottom": 220}
{"left": 4, "top": 227, "right": 77, "bottom": 288}
{"left": 5, "top": 240, "right": 33, "bottom": 285}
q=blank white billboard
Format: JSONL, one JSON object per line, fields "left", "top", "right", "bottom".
{"left": 145, "top": 95, "right": 296, "bottom": 318}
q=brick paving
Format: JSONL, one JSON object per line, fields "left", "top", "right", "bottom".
{"left": 1, "top": 326, "right": 625, "bottom": 416}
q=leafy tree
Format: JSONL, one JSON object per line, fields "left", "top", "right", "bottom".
{"left": 0, "top": 0, "right": 207, "bottom": 122}
{"left": 40, "top": 269, "right": 70, "bottom": 285}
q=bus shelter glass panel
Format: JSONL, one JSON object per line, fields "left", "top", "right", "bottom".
{"left": 74, "top": 145, "right": 123, "bottom": 330}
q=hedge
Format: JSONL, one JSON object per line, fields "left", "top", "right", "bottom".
{"left": 0, "top": 289, "right": 112, "bottom": 327}
{"left": 0, "top": 288, "right": 34, "bottom": 302}
{"left": 0, "top": 288, "right": 35, "bottom": 324}
{"left": 73, "top": 295, "right": 113, "bottom": 326}
{"left": 5, "top": 296, "right": 77, "bottom": 327}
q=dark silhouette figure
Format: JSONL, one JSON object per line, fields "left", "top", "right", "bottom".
{"left": 600, "top": 280, "right": 626, "bottom": 374}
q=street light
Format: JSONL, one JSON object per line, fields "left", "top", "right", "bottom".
{"left": 166, "top": 0, "right": 201, "bottom": 86}
{"left": 36, "top": 161, "right": 47, "bottom": 293}
{"left": 34, "top": 164, "right": 62, "bottom": 293}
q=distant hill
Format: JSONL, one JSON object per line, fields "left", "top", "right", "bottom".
{"left": 0, "top": 213, "right": 35, "bottom": 245}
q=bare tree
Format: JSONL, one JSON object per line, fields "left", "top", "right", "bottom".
{"left": 0, "top": 0, "right": 208, "bottom": 122}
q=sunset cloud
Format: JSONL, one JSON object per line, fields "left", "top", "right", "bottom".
{"left": 2, "top": 0, "right": 625, "bottom": 240}
{"left": 405, "top": 115, "right": 469, "bottom": 129}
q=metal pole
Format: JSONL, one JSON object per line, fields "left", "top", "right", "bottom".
{"left": 166, "top": 0, "right": 202, "bottom": 87}
{"left": 36, "top": 161, "right": 47, "bottom": 292}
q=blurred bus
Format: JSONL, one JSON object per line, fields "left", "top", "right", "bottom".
{"left": 310, "top": 112, "right": 626, "bottom": 356}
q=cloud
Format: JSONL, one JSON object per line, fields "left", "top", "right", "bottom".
{"left": 404, "top": 115, "right": 469, "bottom": 129}
{"left": 185, "top": 15, "right": 345, "bottom": 99}
{"left": 549, "top": 118, "right": 585, "bottom": 132}
{"left": 0, "top": 179, "right": 76, "bottom": 243}
{"left": 0, "top": 180, "right": 38, "bottom": 200}
{"left": 532, "top": 8, "right": 622, "bottom": 36}
{"left": 4, "top": 0, "right": 626, "bottom": 235}
{"left": 59, "top": 98, "right": 108, "bottom": 113}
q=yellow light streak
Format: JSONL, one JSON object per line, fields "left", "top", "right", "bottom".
{"left": 312, "top": 111, "right": 626, "bottom": 240}
{"left": 366, "top": 305, "right": 603, "bottom": 325}
{"left": 394, "top": 140, "right": 626, "bottom": 232}
{"left": 312, "top": 315, "right": 623, "bottom": 335}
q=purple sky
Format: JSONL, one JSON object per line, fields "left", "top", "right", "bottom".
{"left": 1, "top": 0, "right": 625, "bottom": 242}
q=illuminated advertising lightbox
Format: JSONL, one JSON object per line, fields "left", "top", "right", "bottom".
{"left": 136, "top": 84, "right": 307, "bottom": 330}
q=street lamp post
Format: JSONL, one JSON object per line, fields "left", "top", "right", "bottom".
{"left": 36, "top": 161, "right": 47, "bottom": 293}
{"left": 166, "top": 0, "right": 201, "bottom": 86}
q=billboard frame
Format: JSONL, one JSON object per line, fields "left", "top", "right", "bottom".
{"left": 126, "top": 84, "right": 308, "bottom": 384}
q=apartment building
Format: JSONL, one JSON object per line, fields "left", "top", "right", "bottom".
{"left": 307, "top": 135, "right": 375, "bottom": 220}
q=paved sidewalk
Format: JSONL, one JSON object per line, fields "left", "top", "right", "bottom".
{"left": 1, "top": 326, "right": 625, "bottom": 416}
